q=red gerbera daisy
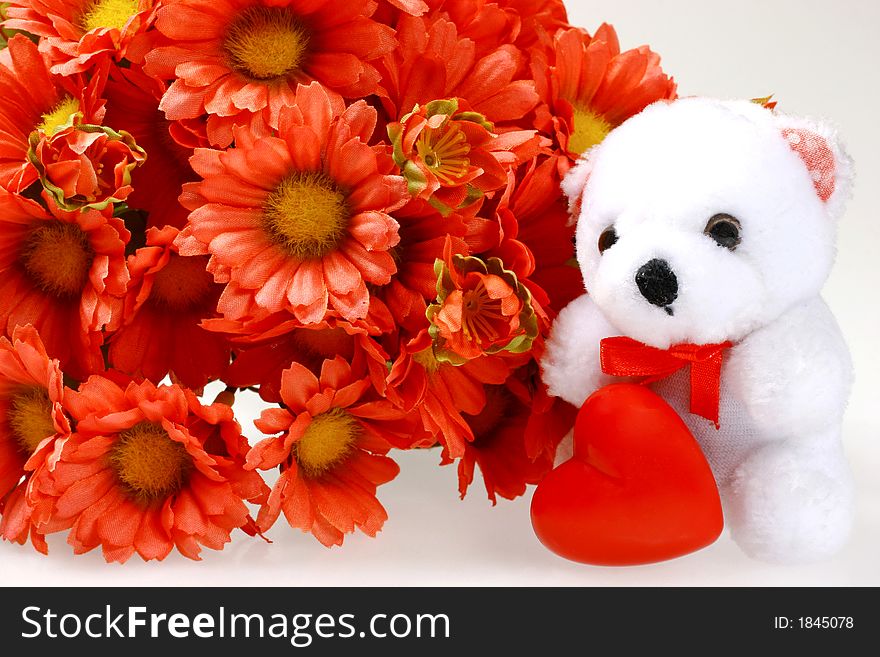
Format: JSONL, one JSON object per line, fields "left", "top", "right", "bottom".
{"left": 454, "top": 379, "right": 556, "bottom": 504}
{"left": 0, "top": 325, "right": 71, "bottom": 553}
{"left": 104, "top": 67, "right": 199, "bottom": 229}
{"left": 386, "top": 329, "right": 518, "bottom": 458}
{"left": 0, "top": 190, "right": 129, "bottom": 380}
{"left": 28, "top": 376, "right": 268, "bottom": 562}
{"left": 422, "top": 0, "right": 569, "bottom": 53}
{"left": 177, "top": 82, "right": 408, "bottom": 326}
{"left": 222, "top": 311, "right": 392, "bottom": 404}
{"left": 453, "top": 356, "right": 576, "bottom": 502}
{"left": 521, "top": 372, "right": 578, "bottom": 463}
{"left": 373, "top": 197, "right": 469, "bottom": 332}
{"left": 497, "top": 0, "right": 569, "bottom": 49}
{"left": 485, "top": 156, "right": 582, "bottom": 314}
{"left": 533, "top": 23, "right": 677, "bottom": 157}
{"left": 247, "top": 357, "right": 415, "bottom": 546}
{"left": 0, "top": 35, "right": 104, "bottom": 192}
{"left": 144, "top": 0, "right": 396, "bottom": 146}
{"left": 109, "top": 226, "right": 229, "bottom": 390}
{"left": 374, "top": 12, "right": 539, "bottom": 125}
{"left": 3, "top": 0, "right": 155, "bottom": 75}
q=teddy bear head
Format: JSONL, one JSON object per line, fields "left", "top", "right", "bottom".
{"left": 563, "top": 97, "right": 852, "bottom": 348}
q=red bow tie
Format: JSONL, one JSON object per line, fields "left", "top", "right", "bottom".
{"left": 600, "top": 337, "right": 734, "bottom": 429}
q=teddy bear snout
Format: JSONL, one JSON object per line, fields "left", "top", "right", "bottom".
{"left": 635, "top": 258, "right": 679, "bottom": 312}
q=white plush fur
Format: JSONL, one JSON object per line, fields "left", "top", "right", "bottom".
{"left": 541, "top": 98, "right": 855, "bottom": 564}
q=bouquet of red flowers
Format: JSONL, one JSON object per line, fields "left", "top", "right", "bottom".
{"left": 0, "top": 0, "right": 674, "bottom": 562}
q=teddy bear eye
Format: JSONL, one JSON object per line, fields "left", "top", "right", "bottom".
{"left": 704, "top": 214, "right": 741, "bottom": 250}
{"left": 598, "top": 227, "right": 618, "bottom": 254}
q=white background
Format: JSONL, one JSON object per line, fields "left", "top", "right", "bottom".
{"left": 2, "top": 0, "right": 878, "bottom": 586}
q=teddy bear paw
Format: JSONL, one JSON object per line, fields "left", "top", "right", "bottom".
{"left": 725, "top": 444, "right": 854, "bottom": 563}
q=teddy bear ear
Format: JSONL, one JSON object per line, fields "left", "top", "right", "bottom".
{"left": 561, "top": 155, "right": 594, "bottom": 226}
{"left": 775, "top": 115, "right": 854, "bottom": 221}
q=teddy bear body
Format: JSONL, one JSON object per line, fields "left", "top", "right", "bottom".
{"left": 542, "top": 98, "right": 855, "bottom": 563}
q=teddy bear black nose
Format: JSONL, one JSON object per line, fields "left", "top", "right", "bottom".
{"left": 635, "top": 258, "right": 679, "bottom": 308}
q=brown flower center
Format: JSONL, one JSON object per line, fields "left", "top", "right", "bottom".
{"left": 149, "top": 253, "right": 214, "bottom": 311}
{"left": 294, "top": 408, "right": 360, "bottom": 478}
{"left": 21, "top": 222, "right": 94, "bottom": 299}
{"left": 110, "top": 422, "right": 193, "bottom": 501}
{"left": 223, "top": 6, "right": 310, "bottom": 81}
{"left": 263, "top": 172, "right": 349, "bottom": 259}
{"left": 7, "top": 387, "right": 56, "bottom": 454}
{"left": 568, "top": 105, "right": 612, "bottom": 155}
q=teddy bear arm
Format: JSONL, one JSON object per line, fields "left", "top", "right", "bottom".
{"left": 540, "top": 293, "right": 618, "bottom": 407}
{"left": 726, "top": 297, "right": 853, "bottom": 439}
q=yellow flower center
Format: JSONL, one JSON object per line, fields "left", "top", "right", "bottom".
{"left": 295, "top": 407, "right": 360, "bottom": 478}
{"left": 223, "top": 6, "right": 310, "bottom": 81}
{"left": 20, "top": 222, "right": 94, "bottom": 299}
{"left": 7, "top": 387, "right": 56, "bottom": 454}
{"left": 149, "top": 254, "right": 214, "bottom": 311}
{"left": 110, "top": 422, "right": 193, "bottom": 501}
{"left": 39, "top": 96, "right": 80, "bottom": 136}
{"left": 569, "top": 105, "right": 613, "bottom": 155}
{"left": 416, "top": 124, "right": 471, "bottom": 184}
{"left": 263, "top": 172, "right": 349, "bottom": 259}
{"left": 79, "top": 0, "right": 141, "bottom": 33}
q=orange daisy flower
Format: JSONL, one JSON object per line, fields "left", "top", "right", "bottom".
{"left": 534, "top": 23, "right": 677, "bottom": 157}
{"left": 109, "top": 226, "right": 229, "bottom": 390}
{"left": 177, "top": 82, "right": 408, "bottom": 326}
{"left": 0, "top": 190, "right": 129, "bottom": 380}
{"left": 144, "top": 0, "right": 396, "bottom": 147}
{"left": 0, "top": 35, "right": 104, "bottom": 192}
{"left": 247, "top": 357, "right": 415, "bottom": 546}
{"left": 28, "top": 376, "right": 268, "bottom": 562}
{"left": 374, "top": 12, "right": 539, "bottom": 125}
{"left": 422, "top": 0, "right": 569, "bottom": 53}
{"left": 0, "top": 325, "right": 71, "bottom": 553}
{"left": 104, "top": 67, "right": 198, "bottom": 229}
{"left": 3, "top": 0, "right": 156, "bottom": 75}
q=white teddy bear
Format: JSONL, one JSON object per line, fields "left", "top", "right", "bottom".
{"left": 541, "top": 97, "right": 855, "bottom": 564}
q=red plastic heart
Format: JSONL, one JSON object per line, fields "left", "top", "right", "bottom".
{"left": 531, "top": 383, "right": 723, "bottom": 566}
